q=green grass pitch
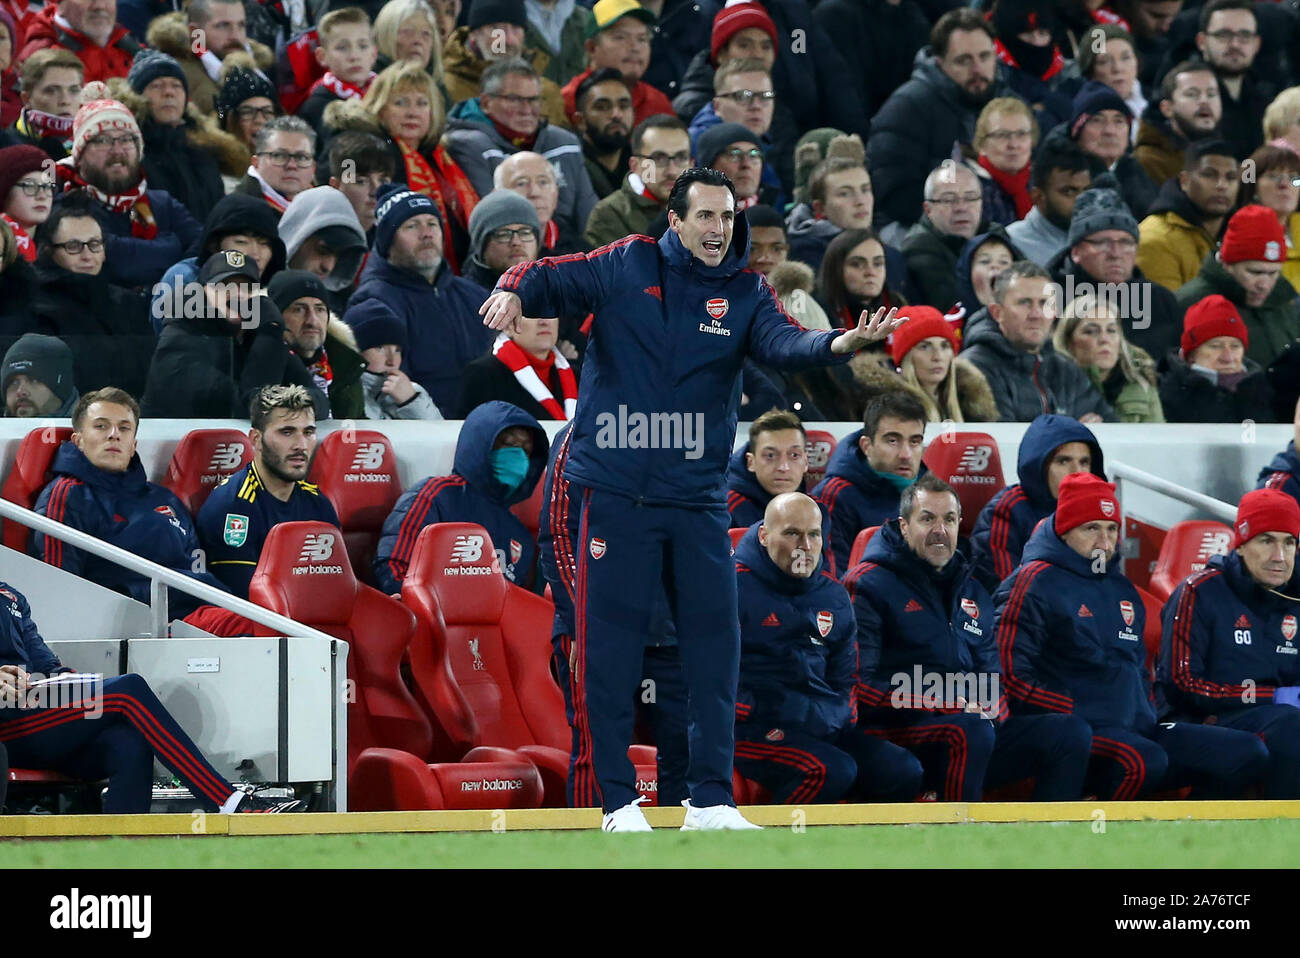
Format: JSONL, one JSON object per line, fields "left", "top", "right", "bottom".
{"left": 2, "top": 819, "right": 1294, "bottom": 868}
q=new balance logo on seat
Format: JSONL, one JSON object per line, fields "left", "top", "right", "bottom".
{"left": 450, "top": 535, "right": 485, "bottom": 563}
{"left": 762, "top": 613, "right": 781, "bottom": 627}
{"left": 206, "top": 443, "right": 244, "bottom": 471}
{"left": 350, "top": 443, "right": 386, "bottom": 471}
{"left": 299, "top": 533, "right": 335, "bottom": 561}
{"left": 1077, "top": 604, "right": 1093, "bottom": 618}
{"left": 957, "top": 446, "right": 992, "bottom": 472}
{"left": 904, "top": 599, "right": 923, "bottom": 613}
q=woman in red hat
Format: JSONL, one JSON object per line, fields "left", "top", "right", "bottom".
{"left": 1158, "top": 293, "right": 1276, "bottom": 423}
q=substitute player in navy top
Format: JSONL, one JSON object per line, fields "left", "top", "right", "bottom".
{"left": 197, "top": 385, "right": 339, "bottom": 599}
{"left": 481, "top": 167, "right": 906, "bottom": 831}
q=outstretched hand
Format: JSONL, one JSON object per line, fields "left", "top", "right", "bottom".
{"left": 479, "top": 290, "right": 522, "bottom": 334}
{"left": 830, "top": 306, "right": 907, "bottom": 355}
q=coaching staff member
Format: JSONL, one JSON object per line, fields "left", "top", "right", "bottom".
{"left": 480, "top": 167, "right": 904, "bottom": 831}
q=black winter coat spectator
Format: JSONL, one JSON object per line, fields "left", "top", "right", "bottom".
{"left": 901, "top": 215, "right": 971, "bottom": 312}
{"left": 643, "top": 0, "right": 713, "bottom": 101}
{"left": 814, "top": 0, "right": 931, "bottom": 115}
{"left": 29, "top": 262, "right": 155, "bottom": 400}
{"left": 0, "top": 257, "right": 37, "bottom": 357}
{"left": 1158, "top": 353, "right": 1277, "bottom": 424}
{"left": 137, "top": 117, "right": 241, "bottom": 224}
{"left": 141, "top": 299, "right": 328, "bottom": 419}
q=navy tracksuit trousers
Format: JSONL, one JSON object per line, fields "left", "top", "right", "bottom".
{"left": 0, "top": 673, "right": 234, "bottom": 813}
{"left": 734, "top": 724, "right": 923, "bottom": 804}
{"left": 1087, "top": 722, "right": 1269, "bottom": 800}
{"left": 1213, "top": 705, "right": 1300, "bottom": 798}
{"left": 862, "top": 711, "right": 1094, "bottom": 801}
{"left": 568, "top": 487, "right": 739, "bottom": 812}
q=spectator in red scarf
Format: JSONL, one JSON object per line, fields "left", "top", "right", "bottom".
{"left": 2, "top": 49, "right": 83, "bottom": 160}
{"left": 456, "top": 312, "right": 579, "bottom": 420}
{"left": 297, "top": 7, "right": 378, "bottom": 139}
{"left": 0, "top": 8, "right": 19, "bottom": 129}
{"left": 0, "top": 145, "right": 55, "bottom": 262}
{"left": 973, "top": 97, "right": 1037, "bottom": 226}
{"left": 54, "top": 82, "right": 201, "bottom": 289}
{"left": 233, "top": 115, "right": 315, "bottom": 212}
{"left": 990, "top": 0, "right": 1081, "bottom": 134}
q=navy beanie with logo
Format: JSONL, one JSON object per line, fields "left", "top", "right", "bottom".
{"left": 373, "top": 183, "right": 441, "bottom": 259}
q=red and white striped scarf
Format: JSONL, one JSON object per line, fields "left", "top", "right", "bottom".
{"left": 56, "top": 161, "right": 157, "bottom": 239}
{"left": 246, "top": 165, "right": 290, "bottom": 212}
{"left": 312, "top": 71, "right": 375, "bottom": 100}
{"left": 493, "top": 332, "right": 577, "bottom": 421}
{"left": 2, "top": 213, "right": 34, "bottom": 262}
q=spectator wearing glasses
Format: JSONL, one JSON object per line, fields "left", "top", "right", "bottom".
{"left": 1191, "top": 0, "right": 1274, "bottom": 164}
{"left": 1137, "top": 139, "right": 1238, "bottom": 293}
{"left": 689, "top": 57, "right": 784, "bottom": 212}
{"left": 235, "top": 115, "right": 315, "bottom": 213}
{"left": 902, "top": 161, "right": 985, "bottom": 312}
{"left": 1066, "top": 80, "right": 1156, "bottom": 220}
{"left": 971, "top": 97, "right": 1037, "bottom": 228}
{"left": 56, "top": 84, "right": 202, "bottom": 290}
{"left": 0, "top": 145, "right": 57, "bottom": 262}
{"left": 1239, "top": 145, "right": 1300, "bottom": 292}
{"left": 445, "top": 58, "right": 597, "bottom": 257}
{"left": 213, "top": 66, "right": 279, "bottom": 154}
{"left": 463, "top": 189, "right": 541, "bottom": 291}
{"left": 29, "top": 190, "right": 154, "bottom": 398}
{"left": 584, "top": 112, "right": 686, "bottom": 247}
{"left": 698, "top": 121, "right": 773, "bottom": 210}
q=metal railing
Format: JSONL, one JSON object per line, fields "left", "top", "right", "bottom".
{"left": 1109, "top": 461, "right": 1237, "bottom": 524}
{"left": 0, "top": 497, "right": 339, "bottom": 643}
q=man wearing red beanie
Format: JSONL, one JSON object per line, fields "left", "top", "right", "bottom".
{"left": 1158, "top": 293, "right": 1276, "bottom": 423}
{"left": 995, "top": 472, "right": 1268, "bottom": 799}
{"left": 1174, "top": 203, "right": 1300, "bottom": 368}
{"left": 1155, "top": 489, "right": 1300, "bottom": 797}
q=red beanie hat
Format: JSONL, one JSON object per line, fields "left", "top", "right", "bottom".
{"left": 1180, "top": 294, "right": 1249, "bottom": 359}
{"left": 711, "top": 1, "right": 779, "bottom": 65}
{"left": 1054, "top": 473, "right": 1121, "bottom": 535}
{"left": 1234, "top": 488, "right": 1300, "bottom": 547}
{"left": 887, "top": 306, "right": 959, "bottom": 367}
{"left": 1219, "top": 204, "right": 1287, "bottom": 265}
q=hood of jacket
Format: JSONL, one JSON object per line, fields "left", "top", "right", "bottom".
{"left": 785, "top": 202, "right": 841, "bottom": 243}
{"left": 453, "top": 399, "right": 550, "bottom": 506}
{"left": 1136, "top": 102, "right": 1187, "bottom": 156}
{"left": 1020, "top": 510, "right": 1127, "bottom": 581}
{"left": 1146, "top": 177, "right": 1208, "bottom": 230}
{"left": 1015, "top": 413, "right": 1106, "bottom": 511}
{"left": 658, "top": 201, "right": 751, "bottom": 277}
{"left": 147, "top": 10, "right": 274, "bottom": 70}
{"left": 277, "top": 186, "right": 367, "bottom": 291}
{"left": 197, "top": 193, "right": 288, "bottom": 275}
{"left": 733, "top": 519, "right": 830, "bottom": 594}
{"left": 51, "top": 441, "right": 150, "bottom": 496}
{"left": 953, "top": 225, "right": 1024, "bottom": 315}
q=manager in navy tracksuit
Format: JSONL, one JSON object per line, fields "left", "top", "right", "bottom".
{"left": 538, "top": 422, "right": 690, "bottom": 808}
{"left": 197, "top": 384, "right": 339, "bottom": 598}
{"left": 996, "top": 474, "right": 1268, "bottom": 800}
{"left": 970, "top": 414, "right": 1105, "bottom": 593}
{"left": 373, "top": 401, "right": 549, "bottom": 596}
{"left": 1257, "top": 417, "right": 1300, "bottom": 507}
{"left": 0, "top": 580, "right": 297, "bottom": 813}
{"left": 811, "top": 392, "right": 929, "bottom": 577}
{"left": 1158, "top": 490, "right": 1300, "bottom": 798}
{"left": 847, "top": 475, "right": 1093, "bottom": 802}
{"left": 481, "top": 167, "right": 902, "bottom": 828}
{"left": 734, "top": 493, "right": 923, "bottom": 803}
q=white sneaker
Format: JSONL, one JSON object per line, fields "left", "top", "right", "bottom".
{"left": 680, "top": 799, "right": 763, "bottom": 831}
{"left": 601, "top": 795, "right": 652, "bottom": 832}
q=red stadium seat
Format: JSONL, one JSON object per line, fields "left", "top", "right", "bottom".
{"left": 1123, "top": 516, "right": 1166, "bottom": 591}
{"left": 921, "top": 432, "right": 1005, "bottom": 538}
{"left": 847, "top": 526, "right": 880, "bottom": 569}
{"left": 249, "top": 521, "right": 543, "bottom": 811}
{"left": 1, "top": 426, "right": 72, "bottom": 552}
{"left": 804, "top": 429, "right": 837, "bottom": 490}
{"left": 160, "top": 429, "right": 253, "bottom": 516}
{"left": 1136, "top": 586, "right": 1164, "bottom": 679}
{"left": 1147, "top": 520, "right": 1235, "bottom": 602}
{"left": 510, "top": 473, "right": 546, "bottom": 536}
{"left": 401, "top": 522, "right": 658, "bottom": 807}
{"left": 729, "top": 527, "right": 747, "bottom": 549}
{"left": 308, "top": 430, "right": 402, "bottom": 587}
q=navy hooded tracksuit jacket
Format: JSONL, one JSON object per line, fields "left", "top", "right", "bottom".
{"left": 497, "top": 212, "right": 851, "bottom": 812}
{"left": 995, "top": 520, "right": 1267, "bottom": 799}
{"left": 197, "top": 461, "right": 340, "bottom": 598}
{"left": 970, "top": 414, "right": 1104, "bottom": 593}
{"left": 1257, "top": 441, "right": 1300, "bottom": 505}
{"left": 1158, "top": 552, "right": 1300, "bottom": 798}
{"left": 846, "top": 519, "right": 1092, "bottom": 801}
{"left": 732, "top": 523, "right": 922, "bottom": 803}
{"left": 0, "top": 580, "right": 237, "bottom": 813}
{"left": 726, "top": 442, "right": 836, "bottom": 574}
{"left": 810, "top": 429, "right": 912, "bottom": 577}
{"left": 373, "top": 400, "right": 549, "bottom": 596}
{"left": 31, "top": 443, "right": 232, "bottom": 619}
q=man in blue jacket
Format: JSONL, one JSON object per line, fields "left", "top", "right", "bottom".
{"left": 197, "top": 384, "right": 339, "bottom": 599}
{"left": 970, "top": 413, "right": 1105, "bottom": 593}
{"left": 0, "top": 579, "right": 301, "bottom": 813}
{"left": 481, "top": 166, "right": 902, "bottom": 830}
{"left": 812, "top": 392, "right": 927, "bottom": 577}
{"left": 996, "top": 473, "right": 1268, "bottom": 799}
{"left": 847, "top": 474, "right": 1093, "bottom": 801}
{"left": 31, "top": 387, "right": 254, "bottom": 637}
{"left": 1256, "top": 398, "right": 1300, "bottom": 505}
{"left": 1158, "top": 489, "right": 1300, "bottom": 798}
{"left": 538, "top": 421, "right": 689, "bottom": 810}
{"left": 346, "top": 185, "right": 494, "bottom": 416}
{"left": 374, "top": 400, "right": 548, "bottom": 596}
{"left": 735, "top": 492, "right": 923, "bottom": 803}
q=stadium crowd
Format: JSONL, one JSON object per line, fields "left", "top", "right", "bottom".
{"left": 5, "top": 0, "right": 1300, "bottom": 822}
